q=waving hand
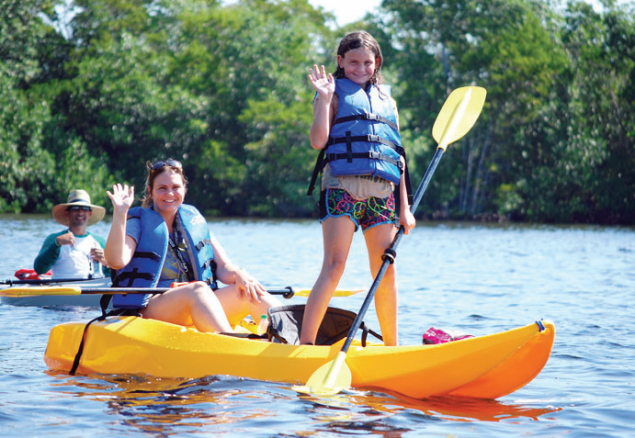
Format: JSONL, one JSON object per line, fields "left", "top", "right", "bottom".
{"left": 308, "top": 64, "right": 335, "bottom": 100}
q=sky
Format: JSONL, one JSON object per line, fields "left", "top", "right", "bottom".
{"left": 308, "top": 0, "right": 616, "bottom": 27}
{"left": 308, "top": 0, "right": 382, "bottom": 27}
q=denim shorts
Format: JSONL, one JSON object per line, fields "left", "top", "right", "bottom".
{"left": 319, "top": 188, "right": 397, "bottom": 232}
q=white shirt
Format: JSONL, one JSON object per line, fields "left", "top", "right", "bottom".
{"left": 52, "top": 234, "right": 105, "bottom": 279}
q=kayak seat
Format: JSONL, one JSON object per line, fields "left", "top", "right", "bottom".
{"left": 267, "top": 304, "right": 382, "bottom": 346}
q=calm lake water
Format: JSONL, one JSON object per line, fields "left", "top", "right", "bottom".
{"left": 1, "top": 214, "right": 634, "bottom": 437}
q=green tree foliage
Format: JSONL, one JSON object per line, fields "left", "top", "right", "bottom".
{"left": 380, "top": 0, "right": 570, "bottom": 220}
{"left": 550, "top": 1, "right": 635, "bottom": 223}
{"left": 169, "top": 0, "right": 329, "bottom": 216}
{"left": 0, "top": 0, "right": 114, "bottom": 212}
{"left": 0, "top": 0, "right": 633, "bottom": 224}
{"left": 30, "top": 0, "right": 331, "bottom": 216}
{"left": 380, "top": 0, "right": 634, "bottom": 224}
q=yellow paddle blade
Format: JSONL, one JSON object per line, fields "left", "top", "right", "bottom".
{"left": 294, "top": 288, "right": 365, "bottom": 298}
{"left": 432, "top": 86, "right": 487, "bottom": 151}
{"left": 0, "top": 286, "right": 82, "bottom": 297}
{"left": 293, "top": 351, "right": 352, "bottom": 395}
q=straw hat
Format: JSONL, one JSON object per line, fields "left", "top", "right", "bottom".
{"left": 52, "top": 190, "right": 106, "bottom": 226}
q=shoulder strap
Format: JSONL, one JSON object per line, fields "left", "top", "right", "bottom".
{"left": 307, "top": 148, "right": 326, "bottom": 197}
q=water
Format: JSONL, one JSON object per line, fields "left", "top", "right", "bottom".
{"left": 1, "top": 214, "right": 634, "bottom": 436}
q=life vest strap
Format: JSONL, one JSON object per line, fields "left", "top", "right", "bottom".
{"left": 333, "top": 113, "right": 399, "bottom": 132}
{"left": 326, "top": 134, "right": 403, "bottom": 155}
{"left": 195, "top": 239, "right": 212, "bottom": 251}
{"left": 306, "top": 146, "right": 406, "bottom": 197}
{"left": 203, "top": 259, "right": 219, "bottom": 290}
{"left": 132, "top": 251, "right": 161, "bottom": 262}
{"left": 113, "top": 270, "right": 155, "bottom": 287}
{"left": 307, "top": 149, "right": 326, "bottom": 196}
{"left": 325, "top": 151, "right": 404, "bottom": 170}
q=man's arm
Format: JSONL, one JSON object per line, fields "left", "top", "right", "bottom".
{"left": 33, "top": 232, "right": 64, "bottom": 274}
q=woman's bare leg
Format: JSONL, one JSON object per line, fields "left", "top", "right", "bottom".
{"left": 141, "top": 281, "right": 233, "bottom": 333}
{"left": 214, "top": 286, "right": 283, "bottom": 327}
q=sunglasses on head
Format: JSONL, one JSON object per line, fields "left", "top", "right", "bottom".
{"left": 67, "top": 206, "right": 92, "bottom": 212}
{"left": 151, "top": 159, "right": 183, "bottom": 171}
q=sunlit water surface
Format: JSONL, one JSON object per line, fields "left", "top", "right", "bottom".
{"left": 1, "top": 214, "right": 634, "bottom": 436}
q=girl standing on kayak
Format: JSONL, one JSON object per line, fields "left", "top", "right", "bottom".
{"left": 301, "top": 31, "right": 416, "bottom": 346}
{"left": 104, "top": 159, "right": 282, "bottom": 333}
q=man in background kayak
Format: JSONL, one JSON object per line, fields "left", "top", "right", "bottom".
{"left": 34, "top": 189, "right": 110, "bottom": 279}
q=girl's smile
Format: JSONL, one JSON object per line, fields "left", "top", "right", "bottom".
{"left": 337, "top": 48, "right": 379, "bottom": 87}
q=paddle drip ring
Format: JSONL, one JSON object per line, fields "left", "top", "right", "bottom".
{"left": 381, "top": 248, "right": 397, "bottom": 264}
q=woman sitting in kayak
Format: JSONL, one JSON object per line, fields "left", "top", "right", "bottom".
{"left": 104, "top": 159, "right": 282, "bottom": 333}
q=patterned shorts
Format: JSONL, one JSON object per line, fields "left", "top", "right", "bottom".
{"left": 320, "top": 189, "right": 397, "bottom": 232}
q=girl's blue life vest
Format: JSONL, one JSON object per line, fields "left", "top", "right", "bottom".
{"left": 112, "top": 204, "right": 217, "bottom": 309}
{"left": 307, "top": 78, "right": 412, "bottom": 201}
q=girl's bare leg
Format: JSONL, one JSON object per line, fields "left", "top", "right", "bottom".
{"left": 364, "top": 223, "right": 399, "bottom": 346}
{"left": 300, "top": 216, "right": 356, "bottom": 344}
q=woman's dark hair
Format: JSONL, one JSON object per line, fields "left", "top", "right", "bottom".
{"left": 333, "top": 30, "right": 384, "bottom": 86}
{"left": 142, "top": 159, "right": 187, "bottom": 208}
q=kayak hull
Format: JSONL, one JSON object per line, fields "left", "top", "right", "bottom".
{"left": 0, "top": 278, "right": 111, "bottom": 307}
{"left": 44, "top": 316, "right": 555, "bottom": 400}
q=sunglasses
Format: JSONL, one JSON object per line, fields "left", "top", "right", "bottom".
{"left": 67, "top": 206, "right": 92, "bottom": 212}
{"left": 151, "top": 159, "right": 183, "bottom": 171}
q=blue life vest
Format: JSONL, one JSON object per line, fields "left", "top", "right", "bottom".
{"left": 307, "top": 78, "right": 410, "bottom": 196}
{"left": 112, "top": 204, "right": 216, "bottom": 309}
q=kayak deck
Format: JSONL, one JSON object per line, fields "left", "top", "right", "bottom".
{"left": 44, "top": 316, "right": 555, "bottom": 400}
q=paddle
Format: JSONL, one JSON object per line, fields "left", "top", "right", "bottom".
{"left": 0, "top": 285, "right": 364, "bottom": 299}
{"left": 0, "top": 277, "right": 108, "bottom": 286}
{"left": 294, "top": 86, "right": 487, "bottom": 396}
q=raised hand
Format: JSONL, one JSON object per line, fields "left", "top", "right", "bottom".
{"left": 107, "top": 183, "right": 135, "bottom": 212}
{"left": 308, "top": 64, "right": 335, "bottom": 99}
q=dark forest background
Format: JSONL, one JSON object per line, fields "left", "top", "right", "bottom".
{"left": 1, "top": 0, "right": 633, "bottom": 224}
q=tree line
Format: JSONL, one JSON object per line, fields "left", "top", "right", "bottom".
{"left": 1, "top": 0, "right": 633, "bottom": 224}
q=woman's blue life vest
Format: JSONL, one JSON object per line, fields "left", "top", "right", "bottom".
{"left": 307, "top": 78, "right": 411, "bottom": 198}
{"left": 111, "top": 204, "right": 217, "bottom": 309}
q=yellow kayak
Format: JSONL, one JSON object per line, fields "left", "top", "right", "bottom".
{"left": 44, "top": 316, "right": 554, "bottom": 400}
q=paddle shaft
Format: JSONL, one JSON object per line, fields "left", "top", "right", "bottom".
{"left": 340, "top": 147, "right": 445, "bottom": 354}
{"left": 14, "top": 287, "right": 299, "bottom": 299}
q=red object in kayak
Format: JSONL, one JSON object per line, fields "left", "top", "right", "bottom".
{"left": 14, "top": 269, "right": 52, "bottom": 280}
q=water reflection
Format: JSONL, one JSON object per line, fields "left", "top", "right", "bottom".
{"left": 45, "top": 371, "right": 560, "bottom": 435}
{"left": 300, "top": 390, "right": 559, "bottom": 423}
{"left": 46, "top": 373, "right": 274, "bottom": 434}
